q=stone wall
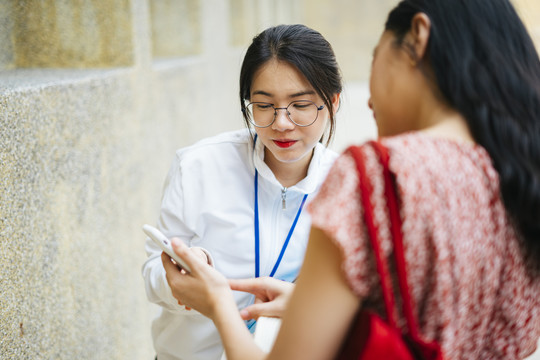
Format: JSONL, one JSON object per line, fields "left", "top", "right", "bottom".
{"left": 0, "top": 0, "right": 302, "bottom": 358}
{"left": 1, "top": 0, "right": 538, "bottom": 359}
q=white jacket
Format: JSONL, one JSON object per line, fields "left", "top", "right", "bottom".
{"left": 142, "top": 129, "right": 338, "bottom": 360}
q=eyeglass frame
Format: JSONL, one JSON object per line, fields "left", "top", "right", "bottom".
{"left": 242, "top": 100, "right": 325, "bottom": 128}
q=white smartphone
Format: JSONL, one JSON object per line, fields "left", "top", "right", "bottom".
{"left": 143, "top": 224, "right": 192, "bottom": 273}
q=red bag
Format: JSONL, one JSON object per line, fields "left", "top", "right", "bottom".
{"left": 336, "top": 141, "right": 444, "bottom": 360}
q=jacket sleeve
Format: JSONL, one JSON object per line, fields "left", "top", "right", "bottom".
{"left": 141, "top": 152, "right": 212, "bottom": 313}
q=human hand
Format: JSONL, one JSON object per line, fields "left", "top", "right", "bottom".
{"left": 187, "top": 246, "right": 209, "bottom": 264}
{"left": 163, "top": 240, "right": 211, "bottom": 309}
{"left": 162, "top": 238, "right": 233, "bottom": 318}
{"left": 228, "top": 277, "right": 295, "bottom": 320}
{"left": 163, "top": 239, "right": 209, "bottom": 270}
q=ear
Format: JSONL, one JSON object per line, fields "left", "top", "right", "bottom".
{"left": 330, "top": 92, "right": 341, "bottom": 115}
{"left": 406, "top": 13, "right": 431, "bottom": 64}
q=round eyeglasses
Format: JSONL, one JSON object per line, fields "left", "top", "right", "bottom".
{"left": 243, "top": 100, "right": 325, "bottom": 128}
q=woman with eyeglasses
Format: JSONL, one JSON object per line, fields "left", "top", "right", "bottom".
{"left": 160, "top": 0, "right": 540, "bottom": 359}
{"left": 142, "top": 24, "right": 342, "bottom": 360}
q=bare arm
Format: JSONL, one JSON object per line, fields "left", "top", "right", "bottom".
{"left": 265, "top": 227, "right": 360, "bottom": 359}
{"left": 163, "top": 227, "right": 361, "bottom": 360}
{"left": 162, "top": 241, "right": 266, "bottom": 360}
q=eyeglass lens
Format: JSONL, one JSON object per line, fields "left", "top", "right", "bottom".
{"left": 246, "top": 100, "right": 320, "bottom": 127}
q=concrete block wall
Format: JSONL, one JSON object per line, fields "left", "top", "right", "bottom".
{"left": 0, "top": 0, "right": 301, "bottom": 358}
{"left": 515, "top": 0, "right": 540, "bottom": 49}
{"left": 1, "top": 0, "right": 539, "bottom": 359}
{"left": 300, "top": 0, "right": 400, "bottom": 152}
{"left": 302, "top": 0, "right": 540, "bottom": 153}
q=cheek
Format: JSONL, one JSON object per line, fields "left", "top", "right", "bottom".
{"left": 369, "top": 70, "right": 392, "bottom": 134}
{"left": 253, "top": 127, "right": 271, "bottom": 144}
{"left": 308, "top": 117, "right": 329, "bottom": 141}
{"left": 370, "top": 66, "right": 386, "bottom": 102}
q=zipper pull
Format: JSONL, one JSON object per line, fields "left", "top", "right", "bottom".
{"left": 281, "top": 187, "right": 287, "bottom": 210}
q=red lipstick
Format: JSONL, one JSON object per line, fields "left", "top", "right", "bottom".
{"left": 273, "top": 140, "right": 297, "bottom": 148}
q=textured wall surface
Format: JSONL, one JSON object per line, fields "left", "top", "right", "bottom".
{"left": 1, "top": 0, "right": 539, "bottom": 359}
{"left": 300, "top": 0, "right": 400, "bottom": 82}
{"left": 1, "top": 68, "right": 151, "bottom": 359}
{"left": 11, "top": 0, "right": 134, "bottom": 68}
{"left": 301, "top": 0, "right": 540, "bottom": 82}
{"left": 0, "top": 0, "right": 301, "bottom": 358}
{"left": 514, "top": 0, "right": 540, "bottom": 49}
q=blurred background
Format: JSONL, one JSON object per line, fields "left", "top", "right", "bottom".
{"left": 1, "top": 0, "right": 539, "bottom": 358}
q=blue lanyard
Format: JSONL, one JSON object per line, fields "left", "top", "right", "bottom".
{"left": 254, "top": 170, "right": 308, "bottom": 278}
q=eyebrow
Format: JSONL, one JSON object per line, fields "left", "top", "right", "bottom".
{"left": 252, "top": 90, "right": 272, "bottom": 97}
{"left": 251, "top": 90, "right": 317, "bottom": 98}
{"left": 290, "top": 90, "right": 316, "bottom": 98}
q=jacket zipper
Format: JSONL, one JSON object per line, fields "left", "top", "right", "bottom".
{"left": 281, "top": 187, "right": 287, "bottom": 210}
{"left": 267, "top": 192, "right": 281, "bottom": 275}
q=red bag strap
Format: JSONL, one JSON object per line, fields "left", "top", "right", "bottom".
{"left": 370, "top": 141, "right": 420, "bottom": 339}
{"left": 348, "top": 143, "right": 398, "bottom": 329}
{"left": 347, "top": 141, "right": 420, "bottom": 338}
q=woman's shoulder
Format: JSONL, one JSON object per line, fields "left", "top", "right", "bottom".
{"left": 178, "top": 129, "right": 252, "bottom": 153}
{"left": 356, "top": 132, "right": 495, "bottom": 182}
{"left": 379, "top": 131, "right": 490, "bottom": 164}
{"left": 313, "top": 142, "right": 340, "bottom": 171}
{"left": 334, "top": 131, "right": 493, "bottom": 177}
{"left": 175, "top": 129, "right": 253, "bottom": 161}
{"left": 167, "top": 129, "right": 254, "bottom": 178}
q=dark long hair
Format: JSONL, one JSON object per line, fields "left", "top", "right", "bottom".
{"left": 386, "top": 0, "right": 540, "bottom": 253}
{"left": 239, "top": 24, "right": 343, "bottom": 145}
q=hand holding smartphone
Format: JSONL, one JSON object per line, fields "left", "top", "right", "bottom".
{"left": 143, "top": 224, "right": 192, "bottom": 273}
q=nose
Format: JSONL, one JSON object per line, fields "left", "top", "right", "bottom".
{"left": 272, "top": 108, "right": 295, "bottom": 131}
{"left": 367, "top": 98, "right": 373, "bottom": 110}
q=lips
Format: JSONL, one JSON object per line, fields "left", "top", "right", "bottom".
{"left": 273, "top": 140, "right": 297, "bottom": 148}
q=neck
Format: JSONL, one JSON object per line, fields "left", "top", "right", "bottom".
{"left": 417, "top": 99, "right": 475, "bottom": 144}
{"left": 421, "top": 114, "right": 475, "bottom": 144}
{"left": 264, "top": 148, "right": 313, "bottom": 188}
{"left": 402, "top": 76, "right": 474, "bottom": 144}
